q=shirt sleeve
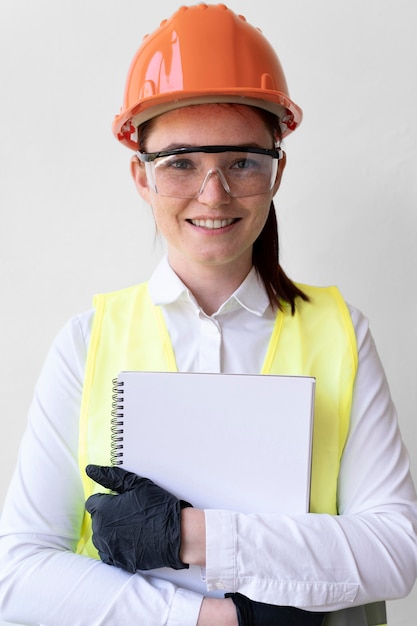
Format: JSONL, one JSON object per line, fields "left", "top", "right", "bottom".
{"left": 0, "top": 312, "right": 203, "bottom": 626}
{"left": 204, "top": 306, "right": 417, "bottom": 610}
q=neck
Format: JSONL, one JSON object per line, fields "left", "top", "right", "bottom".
{"left": 169, "top": 258, "right": 252, "bottom": 316}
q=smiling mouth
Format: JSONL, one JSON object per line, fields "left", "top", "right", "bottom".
{"left": 188, "top": 218, "right": 238, "bottom": 230}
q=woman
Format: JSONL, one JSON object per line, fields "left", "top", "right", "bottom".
{"left": 0, "top": 4, "right": 416, "bottom": 625}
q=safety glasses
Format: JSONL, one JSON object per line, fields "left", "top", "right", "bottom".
{"left": 137, "top": 145, "right": 283, "bottom": 198}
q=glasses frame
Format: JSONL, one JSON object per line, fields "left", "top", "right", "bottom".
{"left": 137, "top": 144, "right": 283, "bottom": 163}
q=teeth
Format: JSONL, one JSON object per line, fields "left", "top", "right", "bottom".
{"left": 190, "top": 218, "right": 235, "bottom": 229}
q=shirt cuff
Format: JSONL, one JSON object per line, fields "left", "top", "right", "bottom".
{"left": 204, "top": 509, "right": 237, "bottom": 593}
{"left": 168, "top": 587, "right": 204, "bottom": 626}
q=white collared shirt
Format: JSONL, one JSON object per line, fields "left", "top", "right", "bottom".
{"left": 148, "top": 255, "right": 276, "bottom": 374}
{"left": 0, "top": 257, "right": 416, "bottom": 625}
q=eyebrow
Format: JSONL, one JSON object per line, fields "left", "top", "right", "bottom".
{"left": 155, "top": 141, "right": 271, "bottom": 151}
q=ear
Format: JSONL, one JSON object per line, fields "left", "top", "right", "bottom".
{"left": 130, "top": 155, "right": 152, "bottom": 204}
{"left": 272, "top": 150, "right": 286, "bottom": 196}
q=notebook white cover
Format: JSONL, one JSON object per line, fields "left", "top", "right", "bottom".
{"left": 112, "top": 370, "right": 315, "bottom": 595}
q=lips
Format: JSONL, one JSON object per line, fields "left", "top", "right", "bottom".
{"left": 189, "top": 218, "right": 237, "bottom": 229}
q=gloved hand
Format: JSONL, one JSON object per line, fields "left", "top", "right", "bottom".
{"left": 85, "top": 465, "right": 192, "bottom": 573}
{"left": 225, "top": 593, "right": 326, "bottom": 626}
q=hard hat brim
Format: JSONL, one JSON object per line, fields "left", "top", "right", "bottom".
{"left": 113, "top": 91, "right": 302, "bottom": 151}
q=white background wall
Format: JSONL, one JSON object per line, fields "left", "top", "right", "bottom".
{"left": 0, "top": 1, "right": 416, "bottom": 624}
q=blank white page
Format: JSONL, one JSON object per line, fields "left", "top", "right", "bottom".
{"left": 110, "top": 371, "right": 315, "bottom": 596}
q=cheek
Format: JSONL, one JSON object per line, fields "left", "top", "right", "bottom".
{"left": 252, "top": 203, "right": 271, "bottom": 236}
{"left": 151, "top": 205, "right": 168, "bottom": 234}
{"left": 150, "top": 198, "right": 183, "bottom": 236}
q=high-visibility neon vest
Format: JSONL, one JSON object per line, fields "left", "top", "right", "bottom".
{"left": 76, "top": 281, "right": 386, "bottom": 625}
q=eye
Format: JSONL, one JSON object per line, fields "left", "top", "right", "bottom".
{"left": 157, "top": 156, "right": 195, "bottom": 171}
{"left": 231, "top": 157, "right": 259, "bottom": 171}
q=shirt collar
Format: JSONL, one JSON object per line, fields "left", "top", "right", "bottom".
{"left": 148, "top": 255, "right": 187, "bottom": 305}
{"left": 148, "top": 255, "right": 270, "bottom": 317}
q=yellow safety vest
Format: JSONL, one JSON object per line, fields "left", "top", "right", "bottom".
{"left": 76, "top": 281, "right": 386, "bottom": 625}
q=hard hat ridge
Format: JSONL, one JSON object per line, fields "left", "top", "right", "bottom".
{"left": 113, "top": 3, "right": 303, "bottom": 150}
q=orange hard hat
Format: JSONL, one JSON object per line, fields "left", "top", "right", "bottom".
{"left": 113, "top": 3, "right": 303, "bottom": 150}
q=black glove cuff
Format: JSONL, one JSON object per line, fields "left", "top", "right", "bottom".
{"left": 225, "top": 592, "right": 327, "bottom": 626}
{"left": 165, "top": 499, "right": 190, "bottom": 570}
{"left": 225, "top": 593, "right": 253, "bottom": 626}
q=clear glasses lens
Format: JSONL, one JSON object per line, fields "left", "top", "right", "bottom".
{"left": 145, "top": 151, "right": 278, "bottom": 198}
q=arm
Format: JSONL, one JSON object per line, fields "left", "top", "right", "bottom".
{"left": 0, "top": 313, "right": 203, "bottom": 626}
{"left": 198, "top": 598, "right": 237, "bottom": 626}
{"left": 181, "top": 508, "right": 207, "bottom": 566}
{"left": 190, "top": 308, "right": 417, "bottom": 610}
{"left": 85, "top": 469, "right": 325, "bottom": 625}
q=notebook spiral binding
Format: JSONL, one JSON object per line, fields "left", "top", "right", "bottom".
{"left": 110, "top": 378, "right": 125, "bottom": 466}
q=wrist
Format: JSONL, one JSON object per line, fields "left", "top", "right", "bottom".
{"left": 197, "top": 597, "right": 237, "bottom": 626}
{"left": 180, "top": 507, "right": 206, "bottom": 566}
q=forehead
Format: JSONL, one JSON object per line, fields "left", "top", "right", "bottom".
{"left": 144, "top": 104, "right": 273, "bottom": 149}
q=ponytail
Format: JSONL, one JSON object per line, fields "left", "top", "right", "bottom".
{"left": 253, "top": 202, "right": 309, "bottom": 314}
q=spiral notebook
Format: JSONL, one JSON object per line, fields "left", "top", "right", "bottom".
{"left": 111, "top": 370, "right": 315, "bottom": 596}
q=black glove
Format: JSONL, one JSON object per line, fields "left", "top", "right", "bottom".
{"left": 85, "top": 465, "right": 192, "bottom": 573}
{"left": 225, "top": 593, "right": 326, "bottom": 626}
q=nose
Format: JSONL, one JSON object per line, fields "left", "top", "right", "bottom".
{"left": 197, "top": 168, "right": 231, "bottom": 205}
